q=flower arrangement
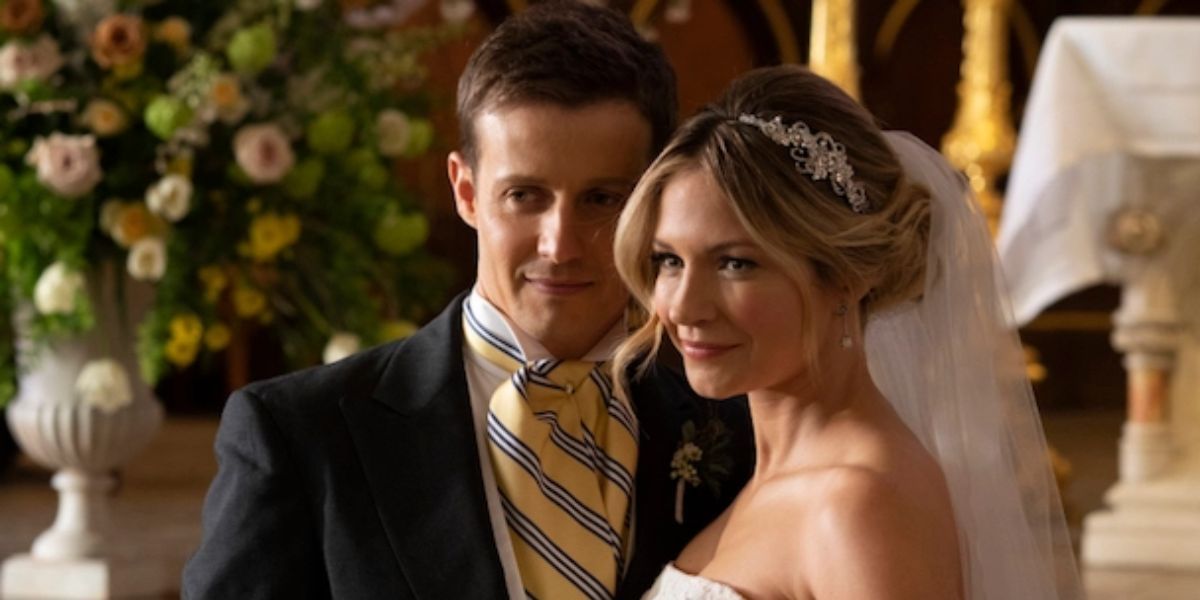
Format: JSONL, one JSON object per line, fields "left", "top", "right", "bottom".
{"left": 669, "top": 417, "right": 734, "bottom": 523}
{"left": 0, "top": 0, "right": 468, "bottom": 407}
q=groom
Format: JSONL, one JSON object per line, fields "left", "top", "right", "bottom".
{"left": 183, "top": 3, "right": 752, "bottom": 599}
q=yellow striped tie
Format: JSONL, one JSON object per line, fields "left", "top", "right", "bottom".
{"left": 463, "top": 310, "right": 637, "bottom": 600}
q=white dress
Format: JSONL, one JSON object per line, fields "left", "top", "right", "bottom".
{"left": 642, "top": 564, "right": 746, "bottom": 600}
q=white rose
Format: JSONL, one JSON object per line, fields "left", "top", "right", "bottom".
{"left": 233, "top": 123, "right": 295, "bottom": 184}
{"left": 376, "top": 109, "right": 411, "bottom": 158}
{"left": 0, "top": 35, "right": 64, "bottom": 90}
{"left": 51, "top": 0, "right": 116, "bottom": 34}
{"left": 127, "top": 236, "right": 167, "bottom": 282}
{"left": 75, "top": 359, "right": 133, "bottom": 414}
{"left": 295, "top": 0, "right": 323, "bottom": 10}
{"left": 33, "top": 261, "right": 85, "bottom": 315}
{"left": 323, "top": 332, "right": 361, "bottom": 364}
{"left": 146, "top": 175, "right": 192, "bottom": 222}
{"left": 24, "top": 133, "right": 103, "bottom": 199}
{"left": 99, "top": 198, "right": 124, "bottom": 235}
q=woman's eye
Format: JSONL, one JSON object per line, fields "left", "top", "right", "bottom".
{"left": 719, "top": 256, "right": 758, "bottom": 272}
{"left": 650, "top": 252, "right": 682, "bottom": 271}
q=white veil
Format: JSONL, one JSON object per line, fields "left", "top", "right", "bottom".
{"left": 865, "top": 132, "right": 1082, "bottom": 599}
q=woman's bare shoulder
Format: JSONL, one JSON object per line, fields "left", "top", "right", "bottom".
{"left": 795, "top": 465, "right": 963, "bottom": 600}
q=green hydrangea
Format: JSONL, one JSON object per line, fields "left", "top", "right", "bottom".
{"left": 227, "top": 24, "right": 277, "bottom": 75}
{"left": 144, "top": 96, "right": 193, "bottom": 140}
{"left": 283, "top": 158, "right": 326, "bottom": 200}
{"left": 403, "top": 118, "right": 433, "bottom": 157}
{"left": 307, "top": 110, "right": 356, "bottom": 155}
{"left": 374, "top": 210, "right": 428, "bottom": 256}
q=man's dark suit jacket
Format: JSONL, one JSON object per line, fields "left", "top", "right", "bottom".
{"left": 183, "top": 294, "right": 753, "bottom": 599}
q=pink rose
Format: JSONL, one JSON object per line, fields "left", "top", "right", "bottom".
{"left": 0, "top": 35, "right": 64, "bottom": 90}
{"left": 25, "top": 133, "right": 103, "bottom": 199}
{"left": 233, "top": 123, "right": 295, "bottom": 184}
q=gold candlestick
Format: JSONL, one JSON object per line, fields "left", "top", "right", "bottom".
{"left": 941, "top": 0, "right": 1016, "bottom": 235}
{"left": 809, "top": 0, "right": 860, "bottom": 100}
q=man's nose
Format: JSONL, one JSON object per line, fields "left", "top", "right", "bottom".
{"left": 537, "top": 200, "right": 585, "bottom": 264}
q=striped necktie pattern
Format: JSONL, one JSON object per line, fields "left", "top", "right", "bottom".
{"left": 463, "top": 306, "right": 638, "bottom": 600}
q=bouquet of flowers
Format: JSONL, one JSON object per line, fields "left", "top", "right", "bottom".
{"left": 0, "top": 0, "right": 467, "bottom": 407}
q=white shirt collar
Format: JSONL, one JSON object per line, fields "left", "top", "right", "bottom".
{"left": 465, "top": 287, "right": 625, "bottom": 363}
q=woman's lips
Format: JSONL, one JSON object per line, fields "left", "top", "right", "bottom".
{"left": 679, "top": 340, "right": 738, "bottom": 360}
{"left": 525, "top": 277, "right": 592, "bottom": 296}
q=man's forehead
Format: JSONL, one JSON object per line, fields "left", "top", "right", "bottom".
{"left": 472, "top": 101, "right": 653, "bottom": 180}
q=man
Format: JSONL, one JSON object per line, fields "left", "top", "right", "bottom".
{"left": 183, "top": 3, "right": 751, "bottom": 599}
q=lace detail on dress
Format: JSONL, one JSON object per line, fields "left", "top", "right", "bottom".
{"left": 642, "top": 563, "right": 746, "bottom": 600}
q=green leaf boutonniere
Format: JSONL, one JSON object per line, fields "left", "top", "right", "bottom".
{"left": 670, "top": 417, "right": 735, "bottom": 523}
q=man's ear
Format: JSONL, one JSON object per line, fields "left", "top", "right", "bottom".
{"left": 447, "top": 151, "right": 478, "bottom": 230}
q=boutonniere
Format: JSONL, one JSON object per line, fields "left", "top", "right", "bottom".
{"left": 670, "top": 417, "right": 734, "bottom": 523}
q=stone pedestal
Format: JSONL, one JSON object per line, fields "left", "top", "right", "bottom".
{"left": 2, "top": 265, "right": 166, "bottom": 597}
{"left": 2, "top": 554, "right": 172, "bottom": 600}
{"left": 1083, "top": 474, "right": 1200, "bottom": 569}
{"left": 1082, "top": 258, "right": 1200, "bottom": 569}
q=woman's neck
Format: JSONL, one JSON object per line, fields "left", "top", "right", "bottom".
{"left": 747, "top": 348, "right": 883, "bottom": 480}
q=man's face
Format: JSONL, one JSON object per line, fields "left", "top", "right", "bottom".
{"left": 448, "top": 101, "right": 653, "bottom": 358}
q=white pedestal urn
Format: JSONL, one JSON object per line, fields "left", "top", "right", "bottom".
{"left": 1, "top": 265, "right": 165, "bottom": 599}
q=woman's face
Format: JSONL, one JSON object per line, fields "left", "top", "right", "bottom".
{"left": 651, "top": 167, "right": 839, "bottom": 399}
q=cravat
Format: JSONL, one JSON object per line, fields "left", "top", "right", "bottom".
{"left": 463, "top": 308, "right": 637, "bottom": 600}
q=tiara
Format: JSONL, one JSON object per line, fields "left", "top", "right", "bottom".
{"left": 737, "top": 113, "right": 871, "bottom": 214}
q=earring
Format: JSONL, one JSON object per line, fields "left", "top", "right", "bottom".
{"left": 837, "top": 302, "right": 853, "bottom": 349}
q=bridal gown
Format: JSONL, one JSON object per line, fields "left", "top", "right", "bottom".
{"left": 642, "top": 564, "right": 746, "bottom": 600}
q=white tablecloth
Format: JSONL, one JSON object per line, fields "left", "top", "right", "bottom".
{"left": 997, "top": 17, "right": 1200, "bottom": 326}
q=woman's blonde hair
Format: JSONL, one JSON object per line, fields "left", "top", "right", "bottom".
{"left": 612, "top": 65, "right": 931, "bottom": 389}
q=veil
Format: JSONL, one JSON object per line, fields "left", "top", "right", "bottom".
{"left": 865, "top": 132, "right": 1082, "bottom": 599}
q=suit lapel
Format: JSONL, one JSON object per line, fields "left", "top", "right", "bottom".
{"left": 340, "top": 295, "right": 509, "bottom": 599}
{"left": 616, "top": 367, "right": 688, "bottom": 600}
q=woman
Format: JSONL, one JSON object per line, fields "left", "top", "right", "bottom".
{"left": 613, "top": 65, "right": 1080, "bottom": 599}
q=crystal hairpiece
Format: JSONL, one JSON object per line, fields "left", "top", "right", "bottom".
{"left": 737, "top": 113, "right": 871, "bottom": 214}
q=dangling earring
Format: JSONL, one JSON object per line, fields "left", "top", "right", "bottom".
{"left": 837, "top": 302, "right": 853, "bottom": 349}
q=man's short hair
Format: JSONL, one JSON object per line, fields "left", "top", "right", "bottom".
{"left": 456, "top": 1, "right": 677, "bottom": 166}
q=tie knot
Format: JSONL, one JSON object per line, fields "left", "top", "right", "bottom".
{"left": 528, "top": 359, "right": 599, "bottom": 396}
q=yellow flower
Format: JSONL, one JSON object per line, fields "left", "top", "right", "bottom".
{"left": 281, "top": 214, "right": 301, "bottom": 245}
{"left": 209, "top": 74, "right": 243, "bottom": 109}
{"left": 154, "top": 17, "right": 191, "bottom": 52}
{"left": 81, "top": 99, "right": 128, "bottom": 137}
{"left": 198, "top": 265, "right": 228, "bottom": 303}
{"left": 111, "top": 203, "right": 150, "bottom": 247}
{"left": 380, "top": 319, "right": 418, "bottom": 341}
{"left": 111, "top": 203, "right": 168, "bottom": 247}
{"left": 165, "top": 337, "right": 199, "bottom": 368}
{"left": 204, "top": 322, "right": 231, "bottom": 351}
{"left": 244, "top": 213, "right": 302, "bottom": 262}
{"left": 233, "top": 286, "right": 267, "bottom": 318}
{"left": 169, "top": 313, "right": 203, "bottom": 345}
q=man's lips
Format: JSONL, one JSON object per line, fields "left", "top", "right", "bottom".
{"left": 524, "top": 277, "right": 593, "bottom": 295}
{"left": 678, "top": 340, "right": 738, "bottom": 360}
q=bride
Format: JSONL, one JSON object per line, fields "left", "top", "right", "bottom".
{"left": 613, "top": 65, "right": 1080, "bottom": 599}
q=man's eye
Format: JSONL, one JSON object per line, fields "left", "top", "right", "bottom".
{"left": 504, "top": 188, "right": 532, "bottom": 203}
{"left": 585, "top": 190, "right": 626, "bottom": 207}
